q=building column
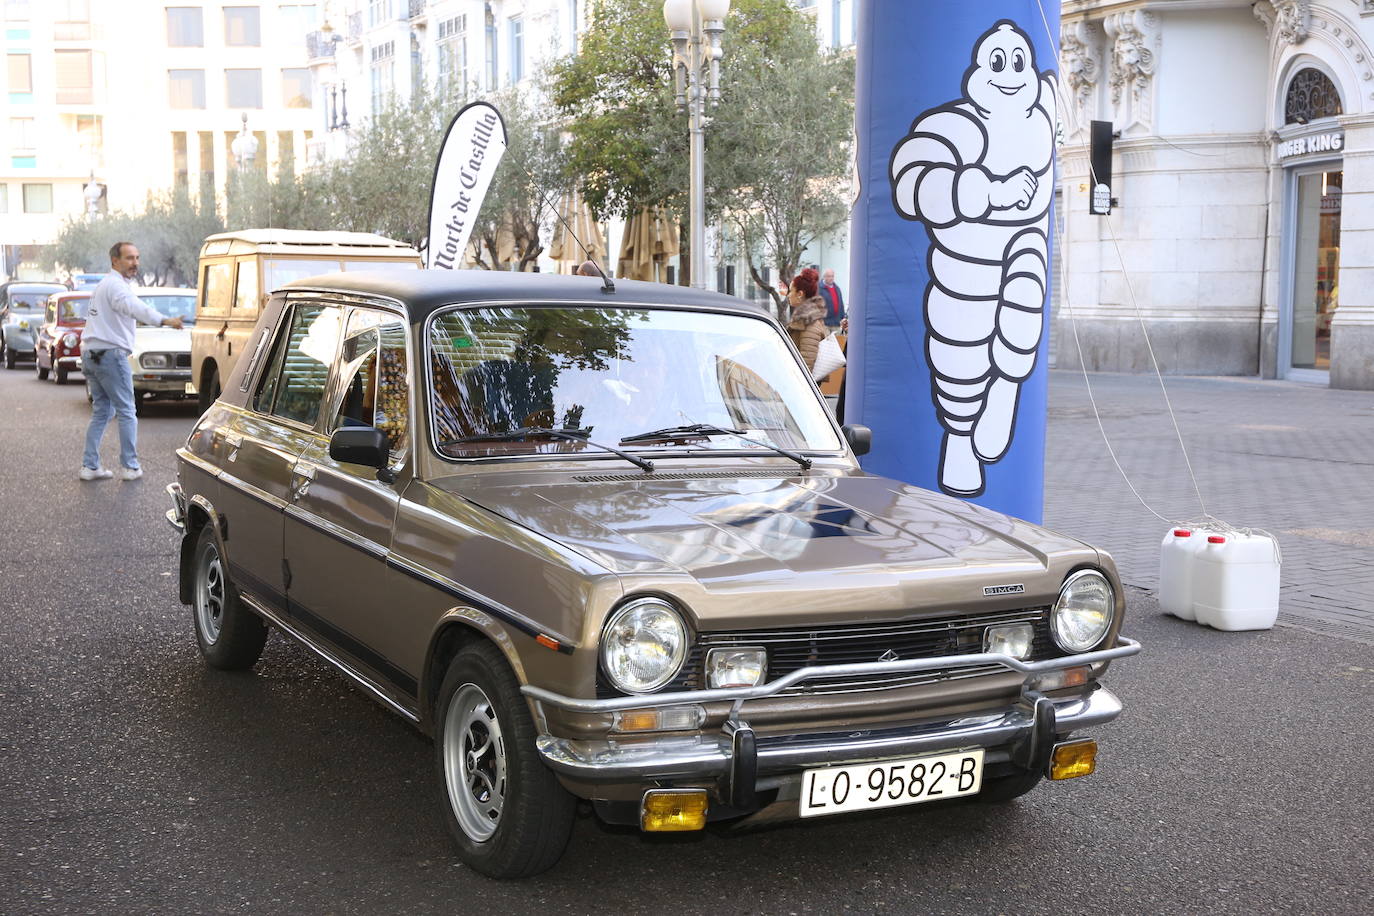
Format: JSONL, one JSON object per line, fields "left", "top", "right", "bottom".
{"left": 1330, "top": 113, "right": 1374, "bottom": 389}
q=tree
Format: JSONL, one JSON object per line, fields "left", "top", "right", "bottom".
{"left": 550, "top": 0, "right": 853, "bottom": 304}
{"left": 467, "top": 85, "right": 570, "bottom": 272}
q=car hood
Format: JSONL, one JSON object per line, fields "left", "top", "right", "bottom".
{"left": 132, "top": 325, "right": 191, "bottom": 354}
{"left": 435, "top": 468, "right": 1098, "bottom": 625}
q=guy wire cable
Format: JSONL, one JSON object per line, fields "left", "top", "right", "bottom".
{"left": 1031, "top": 0, "right": 1211, "bottom": 526}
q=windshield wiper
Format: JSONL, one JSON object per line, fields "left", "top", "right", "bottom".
{"left": 438, "top": 426, "right": 654, "bottom": 473}
{"left": 619, "top": 423, "right": 812, "bottom": 469}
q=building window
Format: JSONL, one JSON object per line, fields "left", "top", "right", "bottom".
{"left": 368, "top": 0, "right": 397, "bottom": 28}
{"left": 437, "top": 15, "right": 468, "bottom": 92}
{"left": 226, "top": 68, "right": 263, "bottom": 108}
{"left": 166, "top": 7, "right": 204, "bottom": 46}
{"left": 55, "top": 50, "right": 93, "bottom": 104}
{"left": 224, "top": 6, "right": 262, "bottom": 46}
{"left": 282, "top": 68, "right": 311, "bottom": 108}
{"left": 172, "top": 131, "right": 189, "bottom": 191}
{"left": 277, "top": 4, "right": 318, "bottom": 44}
{"left": 76, "top": 113, "right": 102, "bottom": 161}
{"left": 509, "top": 16, "right": 523, "bottom": 84}
{"left": 9, "top": 117, "right": 35, "bottom": 151}
{"left": 7, "top": 54, "right": 33, "bottom": 96}
{"left": 370, "top": 41, "right": 394, "bottom": 114}
{"left": 22, "top": 183, "right": 52, "bottom": 213}
{"left": 168, "top": 69, "right": 206, "bottom": 108}
{"left": 1285, "top": 68, "right": 1342, "bottom": 124}
{"left": 53, "top": 0, "right": 92, "bottom": 40}
{"left": 484, "top": 8, "right": 497, "bottom": 91}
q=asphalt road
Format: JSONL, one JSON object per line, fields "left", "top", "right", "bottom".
{"left": 2, "top": 365, "right": 1371, "bottom": 915}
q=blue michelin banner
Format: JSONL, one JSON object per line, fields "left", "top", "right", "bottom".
{"left": 849, "top": 0, "right": 1059, "bottom": 524}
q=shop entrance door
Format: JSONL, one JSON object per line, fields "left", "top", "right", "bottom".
{"left": 1286, "top": 167, "right": 1342, "bottom": 378}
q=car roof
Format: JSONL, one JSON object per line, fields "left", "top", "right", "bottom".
{"left": 135, "top": 287, "right": 197, "bottom": 295}
{"left": 50, "top": 290, "right": 91, "bottom": 299}
{"left": 5, "top": 282, "right": 66, "bottom": 292}
{"left": 281, "top": 269, "right": 770, "bottom": 325}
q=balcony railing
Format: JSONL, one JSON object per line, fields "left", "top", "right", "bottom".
{"left": 306, "top": 31, "right": 337, "bottom": 61}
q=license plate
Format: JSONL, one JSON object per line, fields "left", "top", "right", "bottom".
{"left": 799, "top": 749, "right": 984, "bottom": 818}
{"left": 184, "top": 382, "right": 197, "bottom": 395}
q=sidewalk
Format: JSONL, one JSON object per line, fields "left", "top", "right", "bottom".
{"left": 1044, "top": 370, "right": 1374, "bottom": 646}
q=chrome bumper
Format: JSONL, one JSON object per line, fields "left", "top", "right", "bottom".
{"left": 527, "top": 636, "right": 1141, "bottom": 790}
{"left": 537, "top": 684, "right": 1122, "bottom": 782}
{"left": 57, "top": 355, "right": 82, "bottom": 368}
{"left": 165, "top": 482, "right": 187, "bottom": 533}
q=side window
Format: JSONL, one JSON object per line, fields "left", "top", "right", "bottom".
{"left": 201, "top": 261, "right": 232, "bottom": 316}
{"left": 329, "top": 308, "right": 409, "bottom": 454}
{"left": 233, "top": 257, "right": 259, "bottom": 314}
{"left": 253, "top": 302, "right": 342, "bottom": 426}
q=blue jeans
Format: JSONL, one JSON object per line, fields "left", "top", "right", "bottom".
{"left": 83, "top": 348, "right": 139, "bottom": 470}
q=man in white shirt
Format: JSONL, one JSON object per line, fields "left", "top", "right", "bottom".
{"left": 80, "top": 242, "right": 184, "bottom": 481}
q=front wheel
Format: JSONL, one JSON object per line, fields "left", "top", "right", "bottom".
{"left": 191, "top": 524, "right": 268, "bottom": 670}
{"left": 55, "top": 364, "right": 68, "bottom": 385}
{"left": 4, "top": 346, "right": 15, "bottom": 369}
{"left": 435, "top": 642, "right": 575, "bottom": 878}
{"left": 36, "top": 359, "right": 48, "bottom": 381}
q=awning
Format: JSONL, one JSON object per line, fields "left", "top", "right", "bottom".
{"left": 616, "top": 206, "right": 680, "bottom": 282}
{"left": 549, "top": 190, "right": 607, "bottom": 271}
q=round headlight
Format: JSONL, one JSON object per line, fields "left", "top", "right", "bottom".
{"left": 600, "top": 598, "right": 689, "bottom": 694}
{"left": 62, "top": 332, "right": 79, "bottom": 348}
{"left": 1051, "top": 570, "right": 1115, "bottom": 653}
{"left": 141, "top": 353, "right": 169, "bottom": 369}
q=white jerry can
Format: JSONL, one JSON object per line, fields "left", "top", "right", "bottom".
{"left": 1191, "top": 532, "right": 1281, "bottom": 631}
{"left": 1158, "top": 528, "right": 1203, "bottom": 620}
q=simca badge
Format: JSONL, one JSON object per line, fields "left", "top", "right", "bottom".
{"left": 983, "top": 584, "right": 1026, "bottom": 597}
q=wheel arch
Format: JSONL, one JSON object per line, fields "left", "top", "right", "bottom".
{"left": 179, "top": 496, "right": 225, "bottom": 605}
{"left": 419, "top": 610, "right": 529, "bottom": 735}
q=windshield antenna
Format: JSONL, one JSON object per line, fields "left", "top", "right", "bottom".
{"left": 513, "top": 159, "right": 615, "bottom": 294}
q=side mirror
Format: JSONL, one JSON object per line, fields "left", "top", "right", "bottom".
{"left": 329, "top": 426, "right": 393, "bottom": 479}
{"left": 841, "top": 424, "right": 872, "bottom": 457}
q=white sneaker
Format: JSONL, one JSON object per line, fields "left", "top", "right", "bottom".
{"left": 79, "top": 466, "right": 113, "bottom": 481}
{"left": 119, "top": 466, "right": 144, "bottom": 481}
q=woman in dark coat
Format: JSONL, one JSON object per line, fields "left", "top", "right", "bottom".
{"left": 785, "top": 267, "right": 828, "bottom": 375}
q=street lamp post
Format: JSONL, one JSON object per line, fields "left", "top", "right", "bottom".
{"left": 663, "top": 0, "right": 729, "bottom": 289}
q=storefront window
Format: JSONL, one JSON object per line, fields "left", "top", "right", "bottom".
{"left": 1291, "top": 169, "right": 1341, "bottom": 371}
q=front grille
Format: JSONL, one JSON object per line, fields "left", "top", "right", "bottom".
{"left": 596, "top": 608, "right": 1063, "bottom": 699}
{"left": 175, "top": 353, "right": 191, "bottom": 368}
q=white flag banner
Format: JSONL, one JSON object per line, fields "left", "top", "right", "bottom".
{"left": 426, "top": 101, "right": 508, "bottom": 269}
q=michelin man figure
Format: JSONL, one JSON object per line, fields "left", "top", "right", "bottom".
{"left": 889, "top": 20, "right": 1056, "bottom": 498}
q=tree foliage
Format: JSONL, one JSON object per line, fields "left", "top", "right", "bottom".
{"left": 551, "top": 0, "right": 853, "bottom": 307}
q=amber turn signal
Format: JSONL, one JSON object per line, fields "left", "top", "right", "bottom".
{"left": 1049, "top": 739, "right": 1098, "bottom": 780}
{"left": 640, "top": 789, "right": 708, "bottom": 832}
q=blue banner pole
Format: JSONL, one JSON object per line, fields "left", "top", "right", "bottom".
{"left": 850, "top": 0, "right": 1060, "bottom": 524}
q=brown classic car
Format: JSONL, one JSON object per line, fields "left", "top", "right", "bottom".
{"left": 167, "top": 270, "right": 1139, "bottom": 878}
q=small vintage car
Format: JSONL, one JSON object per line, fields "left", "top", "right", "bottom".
{"left": 167, "top": 271, "right": 1138, "bottom": 878}
{"left": 1, "top": 281, "right": 67, "bottom": 368}
{"left": 128, "top": 287, "right": 197, "bottom": 407}
{"left": 35, "top": 291, "right": 91, "bottom": 384}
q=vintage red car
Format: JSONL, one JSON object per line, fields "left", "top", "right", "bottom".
{"left": 36, "top": 291, "right": 91, "bottom": 385}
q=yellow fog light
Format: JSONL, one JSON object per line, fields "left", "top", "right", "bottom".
{"left": 1049, "top": 739, "right": 1097, "bottom": 780}
{"left": 640, "top": 789, "right": 708, "bottom": 832}
{"left": 612, "top": 705, "right": 705, "bottom": 733}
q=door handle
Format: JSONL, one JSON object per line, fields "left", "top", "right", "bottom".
{"left": 291, "top": 465, "right": 315, "bottom": 500}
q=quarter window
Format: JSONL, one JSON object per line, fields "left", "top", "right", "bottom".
{"left": 255, "top": 302, "right": 342, "bottom": 426}
{"left": 330, "top": 308, "right": 409, "bottom": 454}
{"left": 233, "top": 258, "right": 259, "bottom": 314}
{"left": 200, "top": 261, "right": 232, "bottom": 315}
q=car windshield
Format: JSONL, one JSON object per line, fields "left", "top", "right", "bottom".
{"left": 429, "top": 306, "right": 841, "bottom": 460}
{"left": 56, "top": 298, "right": 90, "bottom": 322}
{"left": 138, "top": 294, "right": 197, "bottom": 327}
{"left": 9, "top": 290, "right": 61, "bottom": 310}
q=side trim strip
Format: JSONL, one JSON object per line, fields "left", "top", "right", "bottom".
{"left": 385, "top": 555, "right": 576, "bottom": 655}
{"left": 285, "top": 504, "right": 388, "bottom": 559}
{"left": 239, "top": 592, "right": 419, "bottom": 724}
{"left": 286, "top": 599, "right": 419, "bottom": 697}
{"left": 219, "top": 470, "right": 289, "bottom": 511}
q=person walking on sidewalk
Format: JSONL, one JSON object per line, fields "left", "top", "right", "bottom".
{"left": 79, "top": 242, "right": 183, "bottom": 481}
{"left": 818, "top": 268, "right": 845, "bottom": 328}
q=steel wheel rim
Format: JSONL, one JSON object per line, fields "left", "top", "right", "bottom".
{"left": 195, "top": 549, "right": 225, "bottom": 644}
{"left": 443, "top": 682, "right": 507, "bottom": 842}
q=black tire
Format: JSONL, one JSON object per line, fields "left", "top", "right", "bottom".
{"left": 36, "top": 359, "right": 48, "bottom": 381}
{"left": 4, "top": 346, "right": 15, "bottom": 369}
{"left": 191, "top": 524, "right": 268, "bottom": 670}
{"left": 198, "top": 368, "right": 220, "bottom": 414}
{"left": 55, "top": 365, "right": 68, "bottom": 385}
{"left": 434, "top": 642, "right": 576, "bottom": 879}
{"left": 975, "top": 767, "right": 1043, "bottom": 804}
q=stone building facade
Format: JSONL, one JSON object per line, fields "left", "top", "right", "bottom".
{"left": 1057, "top": 0, "right": 1374, "bottom": 389}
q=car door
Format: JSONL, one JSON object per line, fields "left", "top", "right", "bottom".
{"left": 284, "top": 304, "right": 416, "bottom": 700}
{"left": 214, "top": 300, "right": 342, "bottom": 611}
